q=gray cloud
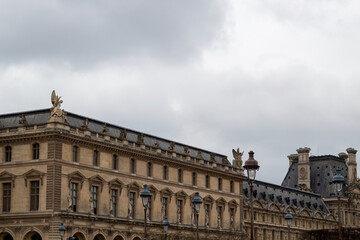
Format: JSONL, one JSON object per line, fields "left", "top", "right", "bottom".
{"left": 0, "top": 0, "right": 228, "bottom": 65}
{"left": 1, "top": 0, "right": 360, "bottom": 185}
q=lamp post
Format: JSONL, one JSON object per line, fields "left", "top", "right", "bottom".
{"left": 59, "top": 223, "right": 65, "bottom": 240}
{"left": 140, "top": 184, "right": 152, "bottom": 240}
{"left": 192, "top": 192, "right": 203, "bottom": 240}
{"left": 163, "top": 216, "right": 170, "bottom": 240}
{"left": 244, "top": 151, "right": 260, "bottom": 240}
{"left": 332, "top": 169, "right": 344, "bottom": 240}
{"left": 285, "top": 210, "right": 293, "bottom": 240}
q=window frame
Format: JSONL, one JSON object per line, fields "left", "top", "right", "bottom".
{"left": 70, "top": 182, "right": 78, "bottom": 212}
{"left": 93, "top": 150, "right": 98, "bottom": 166}
{"left": 5, "top": 146, "right": 11, "bottom": 163}
{"left": 111, "top": 188, "right": 117, "bottom": 217}
{"left": 218, "top": 178, "right": 222, "bottom": 191}
{"left": 147, "top": 162, "right": 152, "bottom": 177}
{"left": 130, "top": 158, "right": 136, "bottom": 174}
{"left": 72, "top": 146, "right": 78, "bottom": 162}
{"left": 192, "top": 172, "right": 197, "bottom": 186}
{"left": 205, "top": 175, "right": 210, "bottom": 188}
{"left": 32, "top": 143, "right": 40, "bottom": 160}
{"left": 163, "top": 166, "right": 168, "bottom": 180}
{"left": 30, "top": 180, "right": 40, "bottom": 211}
{"left": 178, "top": 169, "right": 183, "bottom": 183}
{"left": 91, "top": 185, "right": 99, "bottom": 214}
{"left": 112, "top": 154, "right": 118, "bottom": 170}
{"left": 2, "top": 182, "right": 11, "bottom": 212}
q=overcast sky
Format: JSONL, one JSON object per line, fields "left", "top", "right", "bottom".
{"left": 1, "top": 0, "right": 360, "bottom": 184}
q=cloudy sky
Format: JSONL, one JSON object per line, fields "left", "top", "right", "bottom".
{"left": 1, "top": 0, "right": 360, "bottom": 184}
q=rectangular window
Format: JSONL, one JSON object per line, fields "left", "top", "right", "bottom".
{"left": 91, "top": 186, "right": 98, "bottom": 214}
{"left": 93, "top": 150, "right": 98, "bottom": 166}
{"left": 230, "top": 180, "right": 234, "bottom": 193}
{"left": 112, "top": 155, "right": 117, "bottom": 170}
{"left": 163, "top": 166, "right": 168, "bottom": 180}
{"left": 70, "top": 182, "right": 78, "bottom": 212}
{"left": 129, "top": 192, "right": 135, "bottom": 218}
{"left": 178, "top": 169, "right": 182, "bottom": 183}
{"left": 244, "top": 210, "right": 247, "bottom": 220}
{"left": 30, "top": 181, "right": 39, "bottom": 211}
{"left": 111, "top": 189, "right": 117, "bottom": 217}
{"left": 5, "top": 146, "right": 11, "bottom": 162}
{"left": 217, "top": 206, "right": 222, "bottom": 227}
{"left": 206, "top": 175, "right": 210, "bottom": 188}
{"left": 2, "top": 183, "right": 11, "bottom": 212}
{"left": 162, "top": 197, "right": 168, "bottom": 218}
{"left": 130, "top": 158, "right": 135, "bottom": 174}
{"left": 72, "top": 146, "right": 78, "bottom": 162}
{"left": 230, "top": 207, "right": 234, "bottom": 227}
{"left": 192, "top": 172, "right": 196, "bottom": 186}
{"left": 33, "top": 143, "right": 40, "bottom": 160}
{"left": 147, "top": 162, "right": 152, "bottom": 177}
{"left": 177, "top": 199, "right": 183, "bottom": 223}
{"left": 263, "top": 229, "right": 266, "bottom": 240}
{"left": 218, "top": 178, "right": 222, "bottom": 191}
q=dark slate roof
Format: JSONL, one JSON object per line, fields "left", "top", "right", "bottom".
{"left": 243, "top": 179, "right": 330, "bottom": 215}
{"left": 281, "top": 155, "right": 348, "bottom": 198}
{"left": 0, "top": 109, "right": 231, "bottom": 166}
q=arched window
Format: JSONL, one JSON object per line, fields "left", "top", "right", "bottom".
{"left": 33, "top": 143, "right": 40, "bottom": 160}
{"left": 5, "top": 146, "right": 11, "bottom": 162}
{"left": 178, "top": 169, "right": 183, "bottom": 183}
{"left": 192, "top": 172, "right": 197, "bottom": 186}
{"left": 112, "top": 154, "right": 118, "bottom": 170}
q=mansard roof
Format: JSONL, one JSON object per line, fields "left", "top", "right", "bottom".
{"left": 281, "top": 155, "right": 348, "bottom": 198}
{"left": 243, "top": 179, "right": 330, "bottom": 215}
{"left": 0, "top": 108, "right": 230, "bottom": 166}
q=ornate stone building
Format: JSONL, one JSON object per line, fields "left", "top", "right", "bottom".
{"left": 0, "top": 92, "right": 247, "bottom": 240}
{"left": 282, "top": 147, "right": 360, "bottom": 231}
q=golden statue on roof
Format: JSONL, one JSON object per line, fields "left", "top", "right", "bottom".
{"left": 48, "top": 90, "right": 67, "bottom": 123}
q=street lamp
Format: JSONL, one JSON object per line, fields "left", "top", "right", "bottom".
{"left": 140, "top": 184, "right": 152, "bottom": 240}
{"left": 285, "top": 210, "right": 293, "bottom": 240}
{"left": 192, "top": 192, "right": 203, "bottom": 240}
{"left": 244, "top": 151, "right": 260, "bottom": 240}
{"left": 332, "top": 169, "right": 344, "bottom": 240}
{"left": 59, "top": 223, "right": 65, "bottom": 240}
{"left": 163, "top": 216, "right": 170, "bottom": 240}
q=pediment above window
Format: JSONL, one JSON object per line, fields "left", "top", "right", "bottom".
{"left": 68, "top": 171, "right": 86, "bottom": 189}
{"left": 175, "top": 190, "right": 188, "bottom": 204}
{"left": 108, "top": 178, "right": 123, "bottom": 194}
{"left": 147, "top": 184, "right": 159, "bottom": 200}
{"left": 23, "top": 169, "right": 45, "bottom": 187}
{"left": 0, "top": 171, "right": 16, "bottom": 187}
{"left": 89, "top": 175, "right": 106, "bottom": 192}
{"left": 160, "top": 188, "right": 174, "bottom": 202}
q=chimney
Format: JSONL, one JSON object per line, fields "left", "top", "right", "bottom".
{"left": 287, "top": 154, "right": 298, "bottom": 168}
{"left": 296, "top": 147, "right": 311, "bottom": 191}
{"left": 346, "top": 148, "right": 357, "bottom": 184}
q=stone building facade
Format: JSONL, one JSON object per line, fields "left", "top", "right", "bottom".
{"left": 0, "top": 92, "right": 246, "bottom": 240}
{"left": 281, "top": 147, "right": 360, "bottom": 238}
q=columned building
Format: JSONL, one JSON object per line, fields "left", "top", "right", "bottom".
{"left": 0, "top": 92, "right": 246, "bottom": 240}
